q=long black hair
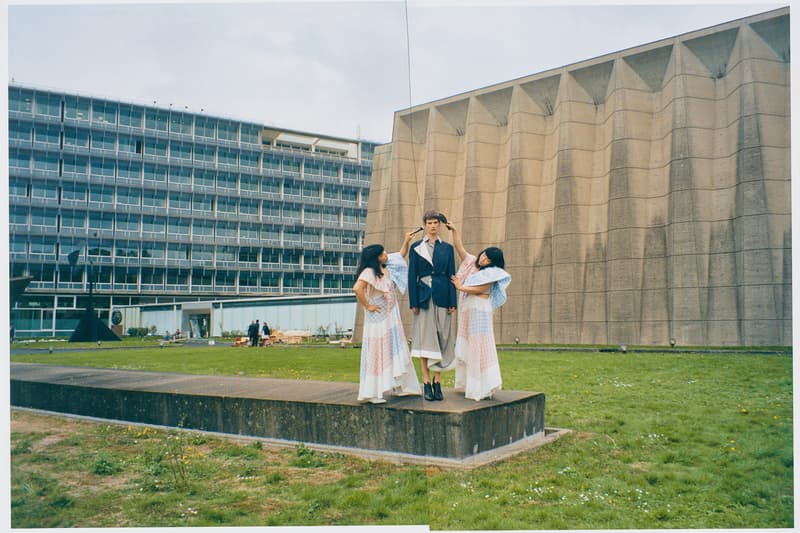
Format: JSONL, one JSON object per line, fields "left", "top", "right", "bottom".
{"left": 357, "top": 244, "right": 385, "bottom": 278}
{"left": 475, "top": 247, "right": 505, "bottom": 270}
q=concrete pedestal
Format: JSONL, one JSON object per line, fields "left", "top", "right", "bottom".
{"left": 11, "top": 362, "right": 556, "bottom": 467}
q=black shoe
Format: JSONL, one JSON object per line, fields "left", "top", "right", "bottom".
{"left": 433, "top": 381, "right": 444, "bottom": 401}
{"left": 423, "top": 382, "right": 434, "bottom": 401}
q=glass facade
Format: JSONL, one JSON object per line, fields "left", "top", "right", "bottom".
{"left": 9, "top": 84, "right": 376, "bottom": 337}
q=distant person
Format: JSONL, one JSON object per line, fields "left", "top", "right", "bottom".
{"left": 408, "top": 210, "right": 457, "bottom": 401}
{"left": 447, "top": 223, "right": 511, "bottom": 401}
{"left": 352, "top": 230, "right": 421, "bottom": 403}
{"left": 247, "top": 320, "right": 258, "bottom": 347}
{"left": 261, "top": 321, "right": 272, "bottom": 346}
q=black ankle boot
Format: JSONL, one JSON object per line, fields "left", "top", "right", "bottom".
{"left": 423, "top": 382, "right": 434, "bottom": 401}
{"left": 433, "top": 381, "right": 443, "bottom": 401}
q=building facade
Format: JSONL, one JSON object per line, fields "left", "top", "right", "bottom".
{"left": 359, "top": 8, "right": 790, "bottom": 346}
{"left": 9, "top": 84, "right": 376, "bottom": 337}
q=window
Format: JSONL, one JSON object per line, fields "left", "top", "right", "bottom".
{"left": 35, "top": 93, "right": 61, "bottom": 117}
{"left": 142, "top": 189, "right": 166, "bottom": 208}
{"left": 342, "top": 188, "right": 358, "bottom": 202}
{"left": 239, "top": 247, "right": 258, "bottom": 263}
{"left": 262, "top": 177, "right": 281, "bottom": 195}
{"left": 118, "top": 160, "right": 142, "bottom": 180}
{"left": 10, "top": 236, "right": 27, "bottom": 253}
{"left": 10, "top": 88, "right": 33, "bottom": 113}
{"left": 192, "top": 268, "right": 213, "bottom": 286}
{"left": 115, "top": 213, "right": 140, "bottom": 232}
{"left": 283, "top": 228, "right": 301, "bottom": 245}
{"left": 145, "top": 108, "right": 168, "bottom": 131}
{"left": 33, "top": 124, "right": 61, "bottom": 146}
{"left": 168, "top": 191, "right": 191, "bottom": 210}
{"left": 240, "top": 124, "right": 260, "bottom": 144}
{"left": 240, "top": 271, "right": 259, "bottom": 287}
{"left": 324, "top": 185, "right": 340, "bottom": 201}
{"left": 240, "top": 199, "right": 259, "bottom": 216}
{"left": 240, "top": 151, "right": 259, "bottom": 168}
{"left": 10, "top": 148, "right": 31, "bottom": 170}
{"left": 216, "top": 221, "right": 237, "bottom": 238}
{"left": 10, "top": 178, "right": 28, "bottom": 198}
{"left": 283, "top": 159, "right": 301, "bottom": 174}
{"left": 144, "top": 137, "right": 167, "bottom": 157}
{"left": 61, "top": 210, "right": 86, "bottom": 229}
{"left": 166, "top": 268, "right": 189, "bottom": 284}
{"left": 195, "top": 117, "right": 215, "bottom": 139}
{"left": 89, "top": 184, "right": 114, "bottom": 204}
{"left": 92, "top": 130, "right": 116, "bottom": 151}
{"left": 263, "top": 203, "right": 281, "bottom": 219}
{"left": 218, "top": 148, "right": 237, "bottom": 166}
{"left": 284, "top": 181, "right": 301, "bottom": 197}
{"left": 169, "top": 112, "right": 192, "bottom": 135}
{"left": 119, "top": 105, "right": 144, "bottom": 128}
{"left": 322, "top": 163, "right": 339, "bottom": 178}
{"left": 305, "top": 162, "right": 320, "bottom": 175}
{"left": 62, "top": 154, "right": 89, "bottom": 176}
{"left": 322, "top": 207, "right": 339, "bottom": 225}
{"left": 88, "top": 211, "right": 114, "bottom": 230}
{"left": 63, "top": 127, "right": 90, "bottom": 148}
{"left": 169, "top": 140, "right": 192, "bottom": 161}
{"left": 304, "top": 206, "right": 321, "bottom": 223}
{"left": 30, "top": 236, "right": 56, "bottom": 255}
{"left": 141, "top": 267, "right": 165, "bottom": 283}
{"left": 192, "top": 245, "right": 213, "bottom": 261}
{"left": 260, "top": 272, "right": 280, "bottom": 288}
{"left": 169, "top": 165, "right": 192, "bottom": 185}
{"left": 283, "top": 205, "right": 301, "bottom": 222}
{"left": 30, "top": 208, "right": 57, "bottom": 228}
{"left": 118, "top": 134, "right": 142, "bottom": 154}
{"left": 30, "top": 180, "right": 58, "bottom": 200}
{"left": 114, "top": 267, "right": 138, "bottom": 284}
{"left": 342, "top": 231, "right": 359, "bottom": 246}
{"left": 64, "top": 96, "right": 90, "bottom": 121}
{"left": 240, "top": 174, "right": 259, "bottom": 192}
{"left": 87, "top": 238, "right": 112, "bottom": 257}
{"left": 90, "top": 157, "right": 115, "bottom": 177}
{"left": 167, "top": 217, "right": 190, "bottom": 236}
{"left": 62, "top": 182, "right": 87, "bottom": 201}
{"left": 32, "top": 151, "right": 59, "bottom": 173}
{"left": 193, "top": 194, "right": 213, "bottom": 213}
{"left": 343, "top": 166, "right": 359, "bottom": 181}
{"left": 117, "top": 187, "right": 141, "bottom": 207}
{"left": 143, "top": 163, "right": 167, "bottom": 183}
{"left": 217, "top": 196, "right": 238, "bottom": 215}
{"left": 10, "top": 206, "right": 28, "bottom": 225}
{"left": 217, "top": 172, "right": 237, "bottom": 190}
{"left": 218, "top": 121, "right": 238, "bottom": 142}
{"left": 194, "top": 144, "right": 215, "bottom": 163}
{"left": 240, "top": 223, "right": 259, "bottom": 240}
{"left": 303, "top": 275, "right": 320, "bottom": 289}
{"left": 167, "top": 243, "right": 190, "bottom": 260}
{"left": 92, "top": 101, "right": 117, "bottom": 125}
{"left": 192, "top": 220, "right": 214, "bottom": 237}
{"left": 194, "top": 169, "right": 215, "bottom": 188}
{"left": 141, "top": 216, "right": 166, "bottom": 235}
{"left": 10, "top": 120, "right": 33, "bottom": 142}
{"left": 303, "top": 184, "right": 320, "bottom": 199}
{"left": 217, "top": 246, "right": 236, "bottom": 262}
{"left": 303, "top": 230, "right": 321, "bottom": 246}
{"left": 215, "top": 270, "right": 236, "bottom": 287}
{"left": 262, "top": 248, "right": 280, "bottom": 264}
{"left": 263, "top": 157, "right": 281, "bottom": 172}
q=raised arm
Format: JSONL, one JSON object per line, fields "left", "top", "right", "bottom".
{"left": 398, "top": 229, "right": 418, "bottom": 257}
{"left": 445, "top": 223, "right": 468, "bottom": 261}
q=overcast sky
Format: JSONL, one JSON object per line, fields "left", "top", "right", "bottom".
{"left": 7, "top": 0, "right": 788, "bottom": 143}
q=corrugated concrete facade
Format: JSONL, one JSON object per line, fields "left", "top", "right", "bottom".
{"left": 359, "top": 8, "right": 790, "bottom": 347}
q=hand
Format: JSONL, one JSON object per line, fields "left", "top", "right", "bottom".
{"left": 446, "top": 223, "right": 456, "bottom": 232}
{"left": 366, "top": 304, "right": 380, "bottom": 313}
{"left": 450, "top": 275, "right": 462, "bottom": 290}
{"left": 448, "top": 307, "right": 456, "bottom": 315}
{"left": 411, "top": 307, "right": 419, "bottom": 315}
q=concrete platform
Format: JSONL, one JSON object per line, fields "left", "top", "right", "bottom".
{"left": 10, "top": 362, "right": 561, "bottom": 467}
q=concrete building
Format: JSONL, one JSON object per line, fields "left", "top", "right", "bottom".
{"left": 9, "top": 84, "right": 376, "bottom": 337}
{"left": 360, "top": 8, "right": 790, "bottom": 346}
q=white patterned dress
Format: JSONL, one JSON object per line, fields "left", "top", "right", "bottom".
{"left": 453, "top": 254, "right": 511, "bottom": 401}
{"left": 358, "top": 252, "right": 421, "bottom": 402}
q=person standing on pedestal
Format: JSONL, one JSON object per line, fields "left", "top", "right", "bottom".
{"left": 408, "top": 210, "right": 457, "bottom": 401}
{"left": 447, "top": 223, "right": 511, "bottom": 401}
{"left": 353, "top": 230, "right": 421, "bottom": 403}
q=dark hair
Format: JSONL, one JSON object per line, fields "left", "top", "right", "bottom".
{"left": 475, "top": 247, "right": 505, "bottom": 270}
{"left": 422, "top": 210, "right": 447, "bottom": 224}
{"left": 357, "top": 244, "right": 385, "bottom": 278}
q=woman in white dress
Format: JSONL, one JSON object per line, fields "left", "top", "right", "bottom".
{"left": 352, "top": 230, "right": 421, "bottom": 403}
{"left": 447, "top": 224, "right": 511, "bottom": 401}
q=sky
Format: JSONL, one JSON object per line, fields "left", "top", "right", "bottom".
{"left": 6, "top": 0, "right": 788, "bottom": 144}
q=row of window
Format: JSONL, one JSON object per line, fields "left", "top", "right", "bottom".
{"left": 11, "top": 207, "right": 365, "bottom": 235}
{"left": 9, "top": 88, "right": 261, "bottom": 144}
{"left": 8, "top": 146, "right": 369, "bottom": 182}
{"left": 11, "top": 263, "right": 357, "bottom": 289}
{"left": 10, "top": 176, "right": 366, "bottom": 206}
{"left": 9, "top": 233, "right": 358, "bottom": 256}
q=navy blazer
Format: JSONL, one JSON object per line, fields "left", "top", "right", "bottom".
{"left": 408, "top": 238, "right": 457, "bottom": 309}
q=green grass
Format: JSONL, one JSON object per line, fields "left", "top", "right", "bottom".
{"left": 10, "top": 346, "right": 793, "bottom": 529}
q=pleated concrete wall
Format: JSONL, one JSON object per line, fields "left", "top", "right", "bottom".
{"left": 358, "top": 8, "right": 790, "bottom": 347}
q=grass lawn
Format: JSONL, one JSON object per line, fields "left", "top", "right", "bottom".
{"left": 10, "top": 345, "right": 793, "bottom": 529}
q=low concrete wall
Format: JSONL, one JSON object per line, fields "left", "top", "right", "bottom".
{"left": 10, "top": 363, "right": 545, "bottom": 460}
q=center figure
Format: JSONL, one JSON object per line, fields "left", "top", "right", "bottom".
{"left": 408, "top": 210, "right": 457, "bottom": 401}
